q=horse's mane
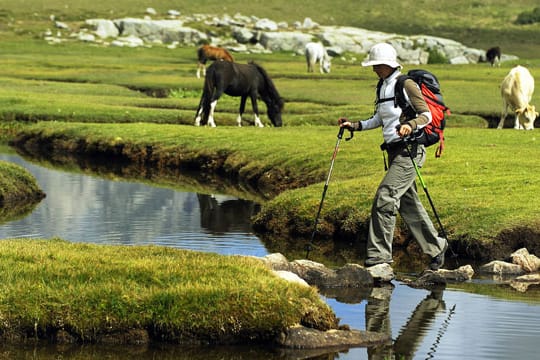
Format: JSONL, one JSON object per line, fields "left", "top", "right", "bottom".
{"left": 248, "top": 61, "right": 284, "bottom": 109}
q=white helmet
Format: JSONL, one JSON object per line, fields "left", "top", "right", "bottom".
{"left": 361, "top": 43, "right": 401, "bottom": 68}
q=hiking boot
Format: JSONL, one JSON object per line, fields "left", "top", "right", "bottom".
{"left": 365, "top": 257, "right": 393, "bottom": 267}
{"left": 430, "top": 240, "right": 448, "bottom": 270}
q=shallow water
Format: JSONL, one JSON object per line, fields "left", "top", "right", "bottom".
{"left": 1, "top": 150, "right": 539, "bottom": 359}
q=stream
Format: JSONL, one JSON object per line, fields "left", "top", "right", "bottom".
{"left": 0, "top": 149, "right": 539, "bottom": 359}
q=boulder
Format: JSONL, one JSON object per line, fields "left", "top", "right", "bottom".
{"left": 259, "top": 31, "right": 313, "bottom": 52}
{"left": 262, "top": 253, "right": 373, "bottom": 288}
{"left": 479, "top": 260, "right": 525, "bottom": 275}
{"left": 86, "top": 19, "right": 120, "bottom": 39}
{"left": 276, "top": 324, "right": 389, "bottom": 349}
{"left": 510, "top": 248, "right": 540, "bottom": 273}
{"left": 365, "top": 263, "right": 395, "bottom": 282}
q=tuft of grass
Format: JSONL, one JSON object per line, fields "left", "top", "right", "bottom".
{"left": 0, "top": 159, "right": 45, "bottom": 205}
{"left": 0, "top": 238, "right": 336, "bottom": 342}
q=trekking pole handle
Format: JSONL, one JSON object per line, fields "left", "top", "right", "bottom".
{"left": 337, "top": 126, "right": 344, "bottom": 139}
{"left": 395, "top": 124, "right": 413, "bottom": 143}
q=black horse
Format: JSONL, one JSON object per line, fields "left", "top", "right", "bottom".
{"left": 194, "top": 61, "right": 283, "bottom": 127}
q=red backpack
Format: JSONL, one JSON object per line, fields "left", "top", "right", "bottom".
{"left": 378, "top": 69, "right": 451, "bottom": 157}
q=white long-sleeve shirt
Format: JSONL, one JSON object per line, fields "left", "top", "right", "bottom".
{"left": 360, "top": 70, "right": 432, "bottom": 144}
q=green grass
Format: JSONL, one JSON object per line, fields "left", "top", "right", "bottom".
{"left": 0, "top": 0, "right": 540, "bottom": 342}
{"left": 0, "top": 238, "right": 336, "bottom": 342}
{"left": 0, "top": 159, "right": 44, "bottom": 204}
{"left": 10, "top": 121, "right": 540, "bottom": 249}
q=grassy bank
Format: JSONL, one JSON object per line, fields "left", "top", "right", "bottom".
{"left": 0, "top": 238, "right": 336, "bottom": 343}
{"left": 9, "top": 121, "right": 540, "bottom": 262}
{"left": 0, "top": 159, "right": 45, "bottom": 222}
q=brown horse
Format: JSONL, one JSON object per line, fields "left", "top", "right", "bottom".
{"left": 196, "top": 44, "right": 234, "bottom": 78}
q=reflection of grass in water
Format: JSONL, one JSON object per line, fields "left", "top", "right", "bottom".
{"left": 0, "top": 199, "right": 41, "bottom": 224}
{"left": 449, "top": 281, "right": 540, "bottom": 304}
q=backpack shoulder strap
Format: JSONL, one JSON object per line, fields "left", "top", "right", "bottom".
{"left": 394, "top": 75, "right": 411, "bottom": 109}
{"left": 376, "top": 74, "right": 416, "bottom": 109}
{"left": 375, "top": 78, "right": 385, "bottom": 103}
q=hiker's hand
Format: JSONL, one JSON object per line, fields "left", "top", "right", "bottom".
{"left": 338, "top": 117, "right": 358, "bottom": 131}
{"left": 338, "top": 117, "right": 350, "bottom": 127}
{"left": 398, "top": 124, "right": 412, "bottom": 137}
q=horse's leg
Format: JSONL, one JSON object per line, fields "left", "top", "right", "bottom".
{"left": 208, "top": 100, "right": 217, "bottom": 127}
{"left": 250, "top": 94, "right": 264, "bottom": 127}
{"left": 237, "top": 96, "right": 248, "bottom": 127}
{"left": 194, "top": 106, "right": 203, "bottom": 126}
{"left": 194, "top": 94, "right": 205, "bottom": 126}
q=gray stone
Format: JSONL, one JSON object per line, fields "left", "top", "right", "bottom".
{"left": 437, "top": 265, "right": 475, "bottom": 281}
{"left": 366, "top": 263, "right": 394, "bottom": 282}
{"left": 259, "top": 31, "right": 313, "bottom": 52}
{"left": 277, "top": 324, "right": 389, "bottom": 349}
{"left": 510, "top": 248, "right": 540, "bottom": 273}
{"left": 479, "top": 260, "right": 525, "bottom": 275}
{"left": 85, "top": 19, "right": 119, "bottom": 39}
{"left": 273, "top": 270, "right": 310, "bottom": 287}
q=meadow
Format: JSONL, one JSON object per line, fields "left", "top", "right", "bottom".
{"left": 0, "top": 0, "right": 539, "bottom": 255}
{"left": 0, "top": 0, "right": 539, "bottom": 343}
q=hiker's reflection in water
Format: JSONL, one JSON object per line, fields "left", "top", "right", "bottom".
{"left": 366, "top": 284, "right": 446, "bottom": 359}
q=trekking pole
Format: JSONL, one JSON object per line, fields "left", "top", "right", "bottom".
{"left": 404, "top": 143, "right": 448, "bottom": 239}
{"left": 404, "top": 141, "right": 458, "bottom": 259}
{"left": 305, "top": 126, "right": 352, "bottom": 259}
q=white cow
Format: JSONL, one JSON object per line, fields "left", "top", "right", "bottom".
{"left": 305, "top": 42, "right": 331, "bottom": 74}
{"left": 498, "top": 65, "right": 538, "bottom": 130}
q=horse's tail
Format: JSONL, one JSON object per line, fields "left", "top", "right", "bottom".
{"left": 250, "top": 61, "right": 283, "bottom": 110}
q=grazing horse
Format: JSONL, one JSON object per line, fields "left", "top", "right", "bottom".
{"left": 196, "top": 44, "right": 234, "bottom": 78}
{"left": 486, "top": 46, "right": 501, "bottom": 67}
{"left": 305, "top": 42, "right": 331, "bottom": 74}
{"left": 194, "top": 61, "right": 284, "bottom": 127}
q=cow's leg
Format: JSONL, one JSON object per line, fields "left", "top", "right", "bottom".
{"left": 514, "top": 110, "right": 524, "bottom": 130}
{"left": 319, "top": 57, "right": 324, "bottom": 74}
{"left": 497, "top": 103, "right": 508, "bottom": 129}
{"left": 208, "top": 100, "right": 217, "bottom": 127}
{"left": 250, "top": 94, "right": 264, "bottom": 127}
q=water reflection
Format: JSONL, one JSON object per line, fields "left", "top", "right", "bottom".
{"left": 1, "top": 149, "right": 540, "bottom": 360}
{"left": 0, "top": 151, "right": 267, "bottom": 257}
{"left": 366, "top": 285, "right": 449, "bottom": 359}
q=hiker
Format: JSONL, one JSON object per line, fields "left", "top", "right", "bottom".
{"left": 338, "top": 42, "right": 448, "bottom": 270}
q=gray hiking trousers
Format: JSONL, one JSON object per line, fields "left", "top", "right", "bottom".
{"left": 367, "top": 144, "right": 446, "bottom": 261}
